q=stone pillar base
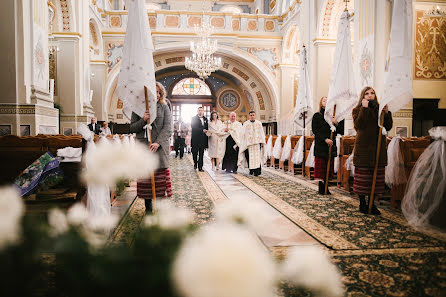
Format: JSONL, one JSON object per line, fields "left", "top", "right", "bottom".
{"left": 0, "top": 104, "right": 59, "bottom": 136}
{"left": 60, "top": 114, "right": 89, "bottom": 136}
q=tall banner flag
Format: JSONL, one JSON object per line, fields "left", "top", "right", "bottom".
{"left": 379, "top": 0, "right": 413, "bottom": 125}
{"left": 293, "top": 46, "right": 313, "bottom": 133}
{"left": 116, "top": 0, "right": 157, "bottom": 124}
{"left": 324, "top": 11, "right": 358, "bottom": 127}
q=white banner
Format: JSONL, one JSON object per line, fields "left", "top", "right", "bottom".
{"left": 324, "top": 11, "right": 358, "bottom": 127}
{"left": 116, "top": 0, "right": 157, "bottom": 124}
{"left": 379, "top": 0, "right": 413, "bottom": 124}
{"left": 294, "top": 46, "right": 313, "bottom": 132}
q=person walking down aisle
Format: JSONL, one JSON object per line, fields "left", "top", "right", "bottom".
{"left": 240, "top": 111, "right": 266, "bottom": 176}
{"left": 173, "top": 119, "right": 187, "bottom": 159}
{"left": 221, "top": 112, "right": 243, "bottom": 174}
{"left": 352, "top": 86, "right": 393, "bottom": 215}
{"left": 191, "top": 106, "right": 208, "bottom": 172}
{"left": 130, "top": 82, "right": 173, "bottom": 214}
{"left": 311, "top": 96, "right": 341, "bottom": 195}
{"left": 185, "top": 124, "right": 192, "bottom": 154}
{"left": 206, "top": 111, "right": 225, "bottom": 170}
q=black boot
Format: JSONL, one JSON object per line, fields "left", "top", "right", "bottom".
{"left": 370, "top": 203, "right": 381, "bottom": 215}
{"left": 318, "top": 181, "right": 331, "bottom": 195}
{"left": 145, "top": 199, "right": 153, "bottom": 214}
{"left": 359, "top": 195, "right": 368, "bottom": 214}
{"left": 318, "top": 181, "right": 324, "bottom": 194}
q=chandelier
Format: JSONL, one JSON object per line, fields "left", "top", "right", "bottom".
{"left": 185, "top": 22, "right": 222, "bottom": 79}
{"left": 425, "top": 5, "right": 446, "bottom": 16}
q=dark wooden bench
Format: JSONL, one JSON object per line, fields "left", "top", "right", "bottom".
{"left": 390, "top": 136, "right": 431, "bottom": 208}
{"left": 304, "top": 136, "right": 314, "bottom": 179}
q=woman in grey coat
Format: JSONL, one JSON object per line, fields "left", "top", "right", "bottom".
{"left": 130, "top": 82, "right": 172, "bottom": 213}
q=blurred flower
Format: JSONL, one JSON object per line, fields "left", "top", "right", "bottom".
{"left": 280, "top": 246, "right": 343, "bottom": 297}
{"left": 82, "top": 140, "right": 159, "bottom": 186}
{"left": 144, "top": 200, "right": 193, "bottom": 230}
{"left": 214, "top": 198, "right": 274, "bottom": 232}
{"left": 0, "top": 187, "right": 24, "bottom": 250}
{"left": 87, "top": 214, "right": 119, "bottom": 232}
{"left": 48, "top": 208, "right": 69, "bottom": 236}
{"left": 172, "top": 223, "right": 276, "bottom": 297}
{"left": 67, "top": 203, "right": 89, "bottom": 226}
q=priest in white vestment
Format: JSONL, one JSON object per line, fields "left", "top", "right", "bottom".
{"left": 221, "top": 112, "right": 244, "bottom": 174}
{"left": 239, "top": 111, "right": 266, "bottom": 176}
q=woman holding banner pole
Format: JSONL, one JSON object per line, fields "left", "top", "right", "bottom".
{"left": 311, "top": 96, "right": 340, "bottom": 195}
{"left": 352, "top": 87, "right": 392, "bottom": 215}
{"left": 130, "top": 82, "right": 173, "bottom": 214}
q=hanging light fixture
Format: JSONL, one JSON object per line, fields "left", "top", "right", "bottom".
{"left": 185, "top": 1, "right": 222, "bottom": 79}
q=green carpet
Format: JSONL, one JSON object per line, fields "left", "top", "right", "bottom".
{"left": 236, "top": 170, "right": 446, "bottom": 297}
{"left": 110, "top": 156, "right": 216, "bottom": 244}
{"left": 234, "top": 171, "right": 446, "bottom": 250}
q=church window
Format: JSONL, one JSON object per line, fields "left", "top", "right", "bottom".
{"left": 172, "top": 77, "right": 212, "bottom": 96}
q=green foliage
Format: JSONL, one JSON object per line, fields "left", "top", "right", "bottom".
{"left": 115, "top": 179, "right": 128, "bottom": 197}
{"left": 0, "top": 216, "right": 196, "bottom": 297}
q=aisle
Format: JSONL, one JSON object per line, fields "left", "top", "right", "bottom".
{"left": 202, "top": 155, "right": 319, "bottom": 248}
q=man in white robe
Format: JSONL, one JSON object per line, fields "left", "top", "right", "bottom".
{"left": 239, "top": 111, "right": 266, "bottom": 176}
{"left": 221, "top": 112, "right": 244, "bottom": 174}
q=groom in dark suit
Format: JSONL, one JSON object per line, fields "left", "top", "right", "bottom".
{"left": 88, "top": 118, "right": 101, "bottom": 135}
{"left": 191, "top": 106, "right": 208, "bottom": 172}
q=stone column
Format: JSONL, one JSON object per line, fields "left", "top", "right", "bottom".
{"left": 0, "top": 0, "right": 58, "bottom": 136}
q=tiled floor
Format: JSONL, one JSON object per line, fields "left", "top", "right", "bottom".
{"left": 202, "top": 156, "right": 320, "bottom": 248}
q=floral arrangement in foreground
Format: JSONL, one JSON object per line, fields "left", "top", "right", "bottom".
{"left": 0, "top": 137, "right": 344, "bottom": 297}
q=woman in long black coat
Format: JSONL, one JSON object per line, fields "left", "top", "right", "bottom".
{"left": 311, "top": 96, "right": 342, "bottom": 195}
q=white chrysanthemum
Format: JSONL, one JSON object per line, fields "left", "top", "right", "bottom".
{"left": 67, "top": 203, "right": 89, "bottom": 226}
{"left": 87, "top": 214, "right": 119, "bottom": 232}
{"left": 214, "top": 198, "right": 274, "bottom": 232}
{"left": 0, "top": 187, "right": 24, "bottom": 250}
{"left": 82, "top": 140, "right": 159, "bottom": 185}
{"left": 144, "top": 200, "right": 193, "bottom": 230}
{"left": 172, "top": 223, "right": 276, "bottom": 297}
{"left": 48, "top": 208, "right": 69, "bottom": 236}
{"left": 280, "top": 246, "right": 343, "bottom": 297}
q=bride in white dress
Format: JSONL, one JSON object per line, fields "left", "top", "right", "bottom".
{"left": 206, "top": 111, "right": 225, "bottom": 170}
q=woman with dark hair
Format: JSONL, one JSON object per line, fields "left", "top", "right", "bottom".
{"left": 311, "top": 96, "right": 340, "bottom": 195}
{"left": 352, "top": 86, "right": 393, "bottom": 215}
{"left": 206, "top": 111, "right": 225, "bottom": 170}
{"left": 130, "top": 82, "right": 173, "bottom": 214}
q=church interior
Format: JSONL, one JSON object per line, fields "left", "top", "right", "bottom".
{"left": 0, "top": 0, "right": 446, "bottom": 296}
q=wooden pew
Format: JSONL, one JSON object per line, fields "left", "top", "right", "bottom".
{"left": 390, "top": 136, "right": 431, "bottom": 208}
{"left": 0, "top": 134, "right": 84, "bottom": 202}
{"left": 265, "top": 135, "right": 271, "bottom": 167}
{"left": 288, "top": 136, "right": 303, "bottom": 174}
{"left": 0, "top": 135, "right": 49, "bottom": 185}
{"left": 277, "top": 135, "right": 288, "bottom": 170}
{"left": 269, "top": 135, "right": 279, "bottom": 168}
{"left": 337, "top": 136, "right": 355, "bottom": 192}
{"left": 304, "top": 136, "right": 314, "bottom": 179}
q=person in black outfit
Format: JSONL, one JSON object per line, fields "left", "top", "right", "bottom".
{"left": 311, "top": 96, "right": 343, "bottom": 195}
{"left": 173, "top": 120, "right": 187, "bottom": 159}
{"left": 191, "top": 106, "right": 208, "bottom": 171}
{"left": 88, "top": 118, "right": 101, "bottom": 135}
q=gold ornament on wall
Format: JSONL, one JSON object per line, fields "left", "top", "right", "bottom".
{"left": 414, "top": 10, "right": 446, "bottom": 80}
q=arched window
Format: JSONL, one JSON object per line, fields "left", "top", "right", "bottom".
{"left": 172, "top": 77, "right": 212, "bottom": 96}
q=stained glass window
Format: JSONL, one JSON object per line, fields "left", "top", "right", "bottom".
{"left": 172, "top": 77, "right": 211, "bottom": 96}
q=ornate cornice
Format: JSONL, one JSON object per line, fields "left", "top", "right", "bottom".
{"left": 393, "top": 109, "right": 413, "bottom": 118}
{"left": 0, "top": 104, "right": 58, "bottom": 117}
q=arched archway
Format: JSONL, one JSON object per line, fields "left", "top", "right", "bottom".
{"left": 104, "top": 43, "right": 279, "bottom": 123}
{"left": 318, "top": 0, "right": 354, "bottom": 39}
